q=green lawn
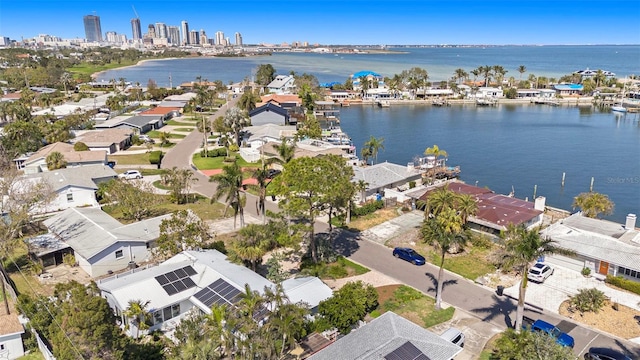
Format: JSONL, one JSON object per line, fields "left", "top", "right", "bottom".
{"left": 173, "top": 127, "right": 194, "bottom": 132}
{"left": 67, "top": 60, "right": 138, "bottom": 78}
{"left": 192, "top": 153, "right": 260, "bottom": 170}
{"left": 147, "top": 130, "right": 186, "bottom": 139}
{"left": 372, "top": 285, "right": 455, "bottom": 328}
{"left": 165, "top": 120, "right": 197, "bottom": 126}
{"left": 19, "top": 352, "right": 45, "bottom": 360}
{"left": 102, "top": 194, "right": 227, "bottom": 222}
{"left": 108, "top": 153, "right": 151, "bottom": 165}
{"left": 300, "top": 256, "right": 370, "bottom": 279}
{"left": 425, "top": 246, "right": 496, "bottom": 281}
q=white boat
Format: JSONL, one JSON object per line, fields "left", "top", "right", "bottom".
{"left": 611, "top": 105, "right": 627, "bottom": 113}
{"left": 377, "top": 100, "right": 390, "bottom": 108}
{"left": 612, "top": 80, "right": 628, "bottom": 113}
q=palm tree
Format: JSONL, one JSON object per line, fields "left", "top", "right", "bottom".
{"left": 210, "top": 162, "right": 245, "bottom": 229}
{"left": 123, "top": 300, "right": 151, "bottom": 339}
{"left": 456, "top": 193, "right": 478, "bottom": 224}
{"left": 424, "top": 144, "right": 448, "bottom": 180}
{"left": 421, "top": 208, "right": 466, "bottom": 310}
{"left": 493, "top": 65, "right": 507, "bottom": 86}
{"left": 233, "top": 224, "right": 270, "bottom": 271}
{"left": 479, "top": 65, "right": 493, "bottom": 87}
{"left": 497, "top": 224, "right": 574, "bottom": 331}
{"left": 572, "top": 192, "right": 614, "bottom": 218}
{"left": 60, "top": 72, "right": 73, "bottom": 95}
{"left": 249, "top": 165, "right": 270, "bottom": 224}
{"left": 223, "top": 106, "right": 250, "bottom": 146}
{"left": 272, "top": 137, "right": 296, "bottom": 164}
{"left": 364, "top": 135, "right": 384, "bottom": 165}
{"left": 355, "top": 180, "right": 368, "bottom": 204}
{"left": 517, "top": 65, "right": 527, "bottom": 85}
{"left": 454, "top": 68, "right": 468, "bottom": 85}
{"left": 360, "top": 147, "right": 372, "bottom": 166}
{"left": 46, "top": 151, "right": 67, "bottom": 170}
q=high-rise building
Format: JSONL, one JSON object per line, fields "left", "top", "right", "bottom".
{"left": 235, "top": 32, "right": 243, "bottom": 46}
{"left": 131, "top": 18, "right": 142, "bottom": 40}
{"left": 180, "top": 21, "right": 189, "bottom": 45}
{"left": 83, "top": 15, "right": 102, "bottom": 42}
{"left": 199, "top": 29, "right": 207, "bottom": 45}
{"left": 147, "top": 24, "right": 156, "bottom": 38}
{"left": 155, "top": 23, "right": 167, "bottom": 39}
{"left": 167, "top": 26, "right": 180, "bottom": 46}
{"left": 215, "top": 31, "right": 225, "bottom": 46}
{"left": 189, "top": 30, "right": 199, "bottom": 45}
{"left": 105, "top": 31, "right": 118, "bottom": 43}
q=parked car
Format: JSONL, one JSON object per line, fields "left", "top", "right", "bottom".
{"left": 527, "top": 262, "right": 554, "bottom": 283}
{"left": 440, "top": 327, "right": 465, "bottom": 348}
{"left": 392, "top": 247, "right": 426, "bottom": 265}
{"left": 267, "top": 169, "right": 281, "bottom": 178}
{"left": 138, "top": 135, "right": 155, "bottom": 143}
{"left": 522, "top": 317, "right": 574, "bottom": 348}
{"left": 584, "top": 348, "right": 632, "bottom": 360}
{"left": 118, "top": 170, "right": 143, "bottom": 180}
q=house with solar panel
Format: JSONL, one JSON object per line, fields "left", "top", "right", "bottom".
{"left": 98, "top": 250, "right": 333, "bottom": 337}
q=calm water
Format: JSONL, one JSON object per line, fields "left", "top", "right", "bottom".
{"left": 340, "top": 105, "right": 640, "bottom": 223}
{"left": 97, "top": 45, "right": 640, "bottom": 87}
{"left": 97, "top": 46, "right": 640, "bottom": 221}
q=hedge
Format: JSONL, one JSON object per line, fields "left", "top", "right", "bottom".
{"left": 149, "top": 151, "right": 164, "bottom": 165}
{"left": 200, "top": 148, "right": 226, "bottom": 157}
{"left": 605, "top": 275, "right": 640, "bottom": 295}
{"left": 351, "top": 200, "right": 384, "bottom": 217}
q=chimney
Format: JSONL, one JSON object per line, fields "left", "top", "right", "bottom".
{"left": 625, "top": 214, "right": 637, "bottom": 230}
{"left": 534, "top": 196, "right": 546, "bottom": 211}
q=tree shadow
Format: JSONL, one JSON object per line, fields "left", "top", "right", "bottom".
{"left": 423, "top": 271, "right": 458, "bottom": 296}
{"left": 613, "top": 339, "right": 640, "bottom": 358}
{"left": 330, "top": 229, "right": 361, "bottom": 258}
{"left": 470, "top": 294, "right": 521, "bottom": 329}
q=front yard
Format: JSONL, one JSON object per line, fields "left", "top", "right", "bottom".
{"left": 372, "top": 284, "right": 455, "bottom": 328}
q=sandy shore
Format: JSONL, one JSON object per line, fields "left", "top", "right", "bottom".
{"left": 91, "top": 57, "right": 180, "bottom": 79}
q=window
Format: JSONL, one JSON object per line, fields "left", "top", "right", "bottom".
{"left": 163, "top": 307, "right": 172, "bottom": 321}
{"left": 115, "top": 250, "right": 123, "bottom": 259}
{"left": 171, "top": 304, "right": 180, "bottom": 318}
{"left": 153, "top": 311, "right": 163, "bottom": 325}
{"left": 66, "top": 193, "right": 74, "bottom": 202}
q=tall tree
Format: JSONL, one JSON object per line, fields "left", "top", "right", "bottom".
{"left": 272, "top": 137, "right": 296, "bottom": 164}
{"left": 518, "top": 65, "right": 527, "bottom": 85}
{"left": 363, "top": 135, "right": 384, "bottom": 165}
{"left": 123, "top": 300, "right": 151, "bottom": 339}
{"left": 156, "top": 210, "right": 211, "bottom": 259}
{"left": 454, "top": 68, "right": 468, "bottom": 85}
{"left": 210, "top": 161, "right": 245, "bottom": 229}
{"left": 572, "top": 191, "right": 614, "bottom": 218}
{"left": 271, "top": 155, "right": 354, "bottom": 263}
{"left": 249, "top": 165, "right": 270, "bottom": 224}
{"left": 161, "top": 167, "right": 199, "bottom": 204}
{"left": 496, "top": 224, "right": 574, "bottom": 332}
{"left": 255, "top": 64, "right": 276, "bottom": 86}
{"left": 97, "top": 179, "right": 160, "bottom": 221}
{"left": 238, "top": 90, "right": 260, "bottom": 111}
{"left": 223, "top": 106, "right": 250, "bottom": 146}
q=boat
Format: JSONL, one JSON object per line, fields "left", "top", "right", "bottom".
{"left": 377, "top": 100, "right": 390, "bottom": 108}
{"left": 612, "top": 80, "right": 628, "bottom": 113}
{"left": 476, "top": 98, "right": 497, "bottom": 106}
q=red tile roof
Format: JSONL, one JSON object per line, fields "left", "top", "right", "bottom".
{"left": 140, "top": 107, "right": 181, "bottom": 115}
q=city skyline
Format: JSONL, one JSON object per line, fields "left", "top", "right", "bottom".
{"left": 1, "top": 0, "right": 639, "bottom": 45}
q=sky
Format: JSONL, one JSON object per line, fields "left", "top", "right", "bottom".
{"left": 1, "top": 0, "right": 639, "bottom": 45}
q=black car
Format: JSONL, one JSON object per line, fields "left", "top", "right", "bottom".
{"left": 267, "top": 169, "right": 281, "bottom": 178}
{"left": 584, "top": 348, "right": 633, "bottom": 360}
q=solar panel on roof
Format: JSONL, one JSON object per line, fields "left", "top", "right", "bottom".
{"left": 173, "top": 281, "right": 187, "bottom": 292}
{"left": 165, "top": 271, "right": 179, "bottom": 282}
{"left": 174, "top": 268, "right": 187, "bottom": 278}
{"left": 384, "top": 341, "right": 430, "bottom": 360}
{"left": 155, "top": 275, "right": 169, "bottom": 285}
{"left": 182, "top": 277, "right": 196, "bottom": 288}
{"left": 163, "top": 283, "right": 179, "bottom": 296}
{"left": 194, "top": 279, "right": 246, "bottom": 309}
{"left": 184, "top": 266, "right": 197, "bottom": 276}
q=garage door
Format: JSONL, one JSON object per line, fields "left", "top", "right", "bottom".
{"left": 546, "top": 255, "right": 584, "bottom": 272}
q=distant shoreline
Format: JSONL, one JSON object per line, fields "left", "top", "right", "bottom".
{"left": 91, "top": 57, "right": 181, "bottom": 79}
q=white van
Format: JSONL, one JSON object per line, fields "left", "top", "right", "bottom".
{"left": 440, "top": 327, "right": 465, "bottom": 348}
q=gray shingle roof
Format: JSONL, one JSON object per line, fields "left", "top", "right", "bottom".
{"left": 309, "top": 312, "right": 462, "bottom": 360}
{"left": 352, "top": 162, "right": 422, "bottom": 190}
{"left": 43, "top": 208, "right": 171, "bottom": 260}
{"left": 24, "top": 165, "right": 116, "bottom": 192}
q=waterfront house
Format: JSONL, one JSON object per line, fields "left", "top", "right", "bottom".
{"left": 139, "top": 106, "right": 181, "bottom": 121}
{"left": 98, "top": 250, "right": 332, "bottom": 337}
{"left": 74, "top": 128, "right": 133, "bottom": 154}
{"left": 573, "top": 68, "right": 616, "bottom": 80}
{"left": 350, "top": 70, "right": 384, "bottom": 90}
{"left": 249, "top": 102, "right": 291, "bottom": 126}
{"left": 40, "top": 207, "right": 171, "bottom": 277}
{"left": 308, "top": 311, "right": 462, "bottom": 360}
{"left": 21, "top": 164, "right": 116, "bottom": 214}
{"left": 474, "top": 87, "right": 504, "bottom": 98}
{"left": 553, "top": 83, "right": 583, "bottom": 96}
{"left": 258, "top": 94, "right": 302, "bottom": 109}
{"left": 353, "top": 162, "right": 423, "bottom": 201}
{"left": 267, "top": 75, "right": 296, "bottom": 94}
{"left": 95, "top": 115, "right": 164, "bottom": 134}
{"left": 313, "top": 101, "right": 341, "bottom": 128}
{"left": 0, "top": 305, "right": 25, "bottom": 360}
{"left": 19, "top": 142, "right": 108, "bottom": 174}
{"left": 418, "top": 182, "right": 544, "bottom": 234}
{"left": 363, "top": 87, "right": 392, "bottom": 101}
{"left": 541, "top": 213, "right": 640, "bottom": 282}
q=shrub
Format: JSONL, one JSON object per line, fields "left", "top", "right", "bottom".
{"left": 63, "top": 253, "right": 76, "bottom": 267}
{"left": 581, "top": 267, "right": 591, "bottom": 277}
{"left": 352, "top": 199, "right": 384, "bottom": 217}
{"left": 149, "top": 150, "right": 163, "bottom": 165}
{"left": 229, "top": 144, "right": 239, "bottom": 152}
{"left": 606, "top": 275, "right": 640, "bottom": 295}
{"left": 200, "top": 148, "right": 226, "bottom": 157}
{"left": 408, "top": 181, "right": 416, "bottom": 189}
{"left": 73, "top": 142, "right": 89, "bottom": 151}
{"left": 569, "top": 288, "right": 606, "bottom": 313}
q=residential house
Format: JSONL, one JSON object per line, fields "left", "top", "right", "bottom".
{"left": 353, "top": 162, "right": 423, "bottom": 200}
{"left": 351, "top": 70, "right": 384, "bottom": 90}
{"left": 0, "top": 305, "right": 25, "bottom": 360}
{"left": 475, "top": 87, "right": 504, "bottom": 98}
{"left": 240, "top": 124, "right": 297, "bottom": 162}
{"left": 98, "top": 250, "right": 333, "bottom": 337}
{"left": 139, "top": 106, "right": 181, "bottom": 121}
{"left": 553, "top": 83, "right": 584, "bottom": 96}
{"left": 74, "top": 128, "right": 133, "bottom": 154}
{"left": 41, "top": 207, "right": 171, "bottom": 277}
{"left": 22, "top": 164, "right": 116, "bottom": 214}
{"left": 249, "top": 102, "right": 291, "bottom": 126}
{"left": 363, "top": 87, "right": 392, "bottom": 101}
{"left": 541, "top": 213, "right": 640, "bottom": 282}
{"left": 258, "top": 94, "right": 302, "bottom": 110}
{"left": 266, "top": 75, "right": 296, "bottom": 94}
{"left": 19, "top": 142, "right": 107, "bottom": 174}
{"left": 94, "top": 115, "right": 164, "bottom": 134}
{"left": 418, "top": 182, "right": 544, "bottom": 234}
{"left": 308, "top": 311, "right": 462, "bottom": 360}
{"left": 313, "top": 101, "right": 340, "bottom": 128}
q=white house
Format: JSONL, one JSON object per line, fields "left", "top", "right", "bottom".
{"left": 22, "top": 164, "right": 117, "bottom": 214}
{"left": 267, "top": 75, "right": 296, "bottom": 94}
{"left": 42, "top": 207, "right": 171, "bottom": 277}
{"left": 0, "top": 309, "right": 25, "bottom": 360}
{"left": 98, "top": 250, "right": 333, "bottom": 337}
{"left": 475, "top": 87, "right": 504, "bottom": 98}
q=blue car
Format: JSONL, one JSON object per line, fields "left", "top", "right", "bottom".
{"left": 393, "top": 247, "right": 426, "bottom": 265}
{"left": 524, "top": 319, "right": 575, "bottom": 348}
